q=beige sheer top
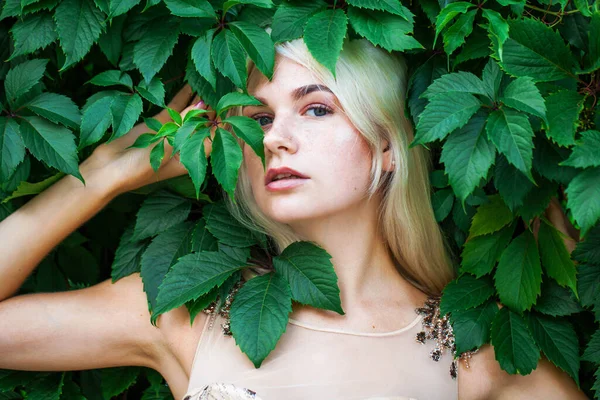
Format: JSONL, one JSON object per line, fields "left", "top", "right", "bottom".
{"left": 183, "top": 302, "right": 458, "bottom": 400}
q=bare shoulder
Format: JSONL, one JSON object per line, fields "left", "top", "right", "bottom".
{"left": 458, "top": 344, "right": 587, "bottom": 400}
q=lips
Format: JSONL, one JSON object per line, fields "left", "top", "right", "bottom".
{"left": 265, "top": 167, "right": 309, "bottom": 186}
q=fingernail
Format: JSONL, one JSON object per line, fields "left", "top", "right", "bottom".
{"left": 194, "top": 100, "right": 205, "bottom": 109}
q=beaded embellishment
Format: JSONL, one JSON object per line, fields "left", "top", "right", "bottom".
{"left": 414, "top": 297, "right": 479, "bottom": 379}
{"left": 183, "top": 383, "right": 262, "bottom": 400}
{"left": 202, "top": 282, "right": 244, "bottom": 336}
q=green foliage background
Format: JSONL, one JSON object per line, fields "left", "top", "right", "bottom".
{"left": 1, "top": 0, "right": 600, "bottom": 398}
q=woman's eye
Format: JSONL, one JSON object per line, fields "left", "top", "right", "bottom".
{"left": 255, "top": 116, "right": 273, "bottom": 126}
{"left": 306, "top": 105, "right": 332, "bottom": 117}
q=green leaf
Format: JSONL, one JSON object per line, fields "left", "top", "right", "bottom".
{"left": 173, "top": 121, "right": 202, "bottom": 155}
{"left": 533, "top": 136, "right": 578, "bottom": 185}
{"left": 347, "top": 7, "right": 422, "bottom": 52}
{"left": 230, "top": 272, "right": 292, "bottom": 367}
{"left": 434, "top": 2, "right": 474, "bottom": 47}
{"left": 128, "top": 133, "right": 158, "bottom": 149}
{"left": 432, "top": 188, "right": 454, "bottom": 222}
{"left": 2, "top": 172, "right": 63, "bottom": 203}
{"left": 9, "top": 12, "right": 57, "bottom": 58}
{"left": 0, "top": 118, "right": 25, "bottom": 182}
{"left": 538, "top": 219, "right": 577, "bottom": 295}
{"left": 149, "top": 139, "right": 165, "bottom": 172}
{"left": 0, "top": 0, "right": 20, "bottom": 20}
{"left": 584, "top": 13, "right": 600, "bottom": 71}
{"left": 109, "top": 93, "right": 143, "bottom": 141}
{"left": 136, "top": 77, "right": 166, "bottom": 107}
{"left": 583, "top": 330, "right": 600, "bottom": 363}
{"left": 180, "top": 130, "right": 210, "bottom": 199}
{"left": 499, "top": 77, "right": 547, "bottom": 122}
{"left": 486, "top": 108, "right": 535, "bottom": 181}
{"left": 494, "top": 230, "right": 542, "bottom": 312}
{"left": 100, "top": 367, "right": 140, "bottom": 400}
{"left": 413, "top": 92, "right": 481, "bottom": 146}
{"left": 223, "top": 116, "right": 264, "bottom": 166}
{"left": 98, "top": 14, "right": 125, "bottom": 66}
{"left": 186, "top": 288, "right": 218, "bottom": 325}
{"left": 573, "top": 225, "right": 600, "bottom": 264}
{"left": 422, "top": 72, "right": 488, "bottom": 99}
{"left": 450, "top": 300, "right": 498, "bottom": 355}
{"left": 526, "top": 312, "right": 579, "bottom": 384}
{"left": 216, "top": 92, "right": 262, "bottom": 116}
{"left": 544, "top": 90, "right": 583, "bottom": 147}
{"left": 55, "top": 0, "right": 105, "bottom": 70}
{"left": 493, "top": 155, "right": 534, "bottom": 212}
{"left": 561, "top": 130, "right": 600, "bottom": 168}
{"left": 223, "top": 0, "right": 273, "bottom": 13}
{"left": 153, "top": 250, "right": 247, "bottom": 322}
{"left": 19, "top": 116, "right": 83, "bottom": 183}
{"left": 133, "top": 18, "right": 179, "bottom": 83}
{"left": 191, "top": 29, "right": 217, "bottom": 90}
{"left": 211, "top": 128, "right": 243, "bottom": 199}
{"left": 203, "top": 202, "right": 263, "bottom": 248}
{"left": 88, "top": 70, "right": 133, "bottom": 89}
{"left": 482, "top": 59, "right": 504, "bottom": 101}
{"left": 190, "top": 219, "right": 218, "bottom": 252}
{"left": 304, "top": 9, "right": 348, "bottom": 77}
{"left": 212, "top": 29, "right": 247, "bottom": 89}
{"left": 535, "top": 279, "right": 582, "bottom": 317}
{"left": 273, "top": 241, "right": 343, "bottom": 314}
{"left": 163, "top": 0, "right": 215, "bottom": 18}
{"left": 108, "top": 0, "right": 140, "bottom": 16}
{"left": 482, "top": 9, "right": 509, "bottom": 60}
{"left": 346, "top": 0, "right": 411, "bottom": 19}
{"left": 4, "top": 59, "right": 48, "bottom": 105}
{"left": 499, "top": 18, "right": 576, "bottom": 82}
{"left": 491, "top": 307, "right": 539, "bottom": 375}
{"left": 132, "top": 190, "right": 191, "bottom": 241}
{"left": 111, "top": 225, "right": 148, "bottom": 282}
{"left": 440, "top": 111, "right": 495, "bottom": 203}
{"left": 443, "top": 9, "right": 476, "bottom": 56}
{"left": 517, "top": 178, "right": 559, "bottom": 222}
{"left": 454, "top": 29, "right": 491, "bottom": 67}
{"left": 566, "top": 167, "right": 600, "bottom": 236}
{"left": 270, "top": 0, "right": 326, "bottom": 43}
{"left": 230, "top": 21, "right": 275, "bottom": 79}
{"left": 25, "top": 93, "right": 81, "bottom": 129}
{"left": 440, "top": 274, "right": 495, "bottom": 316}
{"left": 167, "top": 108, "right": 182, "bottom": 126}
{"left": 79, "top": 95, "right": 114, "bottom": 149}
{"left": 469, "top": 195, "right": 513, "bottom": 238}
{"left": 461, "top": 222, "right": 515, "bottom": 278}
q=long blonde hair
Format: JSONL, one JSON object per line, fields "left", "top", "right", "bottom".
{"left": 226, "top": 38, "right": 455, "bottom": 295}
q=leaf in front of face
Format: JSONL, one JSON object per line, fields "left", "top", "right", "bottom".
{"left": 133, "top": 18, "right": 179, "bottom": 84}
{"left": 273, "top": 241, "right": 343, "bottom": 315}
{"left": 191, "top": 29, "right": 217, "bottom": 91}
{"left": 230, "top": 272, "right": 293, "bottom": 368}
{"left": 494, "top": 230, "right": 542, "bottom": 312}
{"left": 491, "top": 307, "right": 540, "bottom": 375}
{"left": 544, "top": 90, "right": 583, "bottom": 147}
{"left": 469, "top": 195, "right": 513, "bottom": 239}
{"left": 4, "top": 59, "right": 48, "bottom": 107}
{"left": 526, "top": 312, "right": 580, "bottom": 385}
{"left": 111, "top": 225, "right": 149, "bottom": 282}
{"left": 0, "top": 117, "right": 25, "bottom": 182}
{"left": 443, "top": 9, "right": 476, "bottom": 56}
{"left": 561, "top": 130, "right": 600, "bottom": 168}
{"left": 224, "top": 116, "right": 265, "bottom": 167}
{"left": 304, "top": 8, "right": 348, "bottom": 78}
{"left": 270, "top": 0, "right": 327, "bottom": 43}
{"left": 230, "top": 21, "right": 275, "bottom": 80}
{"left": 24, "top": 93, "right": 81, "bottom": 129}
{"left": 216, "top": 92, "right": 262, "bottom": 116}
{"left": 434, "top": 1, "right": 474, "bottom": 47}
{"left": 180, "top": 130, "right": 210, "bottom": 199}
{"left": 534, "top": 279, "right": 582, "bottom": 317}
{"left": 136, "top": 77, "right": 166, "bottom": 107}
{"left": 203, "top": 202, "right": 264, "bottom": 248}
{"left": 152, "top": 250, "right": 247, "bottom": 323}
{"left": 211, "top": 128, "right": 243, "bottom": 199}
{"left": 212, "top": 29, "right": 248, "bottom": 89}
{"left": 55, "top": 0, "right": 105, "bottom": 70}
{"left": 9, "top": 12, "right": 57, "bottom": 59}
{"left": 493, "top": 155, "right": 534, "bottom": 212}
{"left": 19, "top": 116, "right": 83, "bottom": 183}
{"left": 499, "top": 77, "right": 547, "bottom": 122}
{"left": 163, "top": 0, "right": 215, "bottom": 18}
{"left": 347, "top": 7, "right": 422, "bottom": 52}
{"left": 440, "top": 274, "right": 495, "bottom": 316}
{"left": 88, "top": 70, "right": 133, "bottom": 90}
{"left": 132, "top": 190, "right": 191, "bottom": 241}
{"left": 79, "top": 95, "right": 114, "bottom": 149}
{"left": 565, "top": 167, "right": 600, "bottom": 236}
{"left": 450, "top": 299, "right": 498, "bottom": 355}
{"left": 486, "top": 108, "right": 535, "bottom": 182}
{"left": 346, "top": 0, "right": 411, "bottom": 19}
{"left": 461, "top": 222, "right": 515, "bottom": 278}
{"left": 109, "top": 93, "right": 143, "bottom": 141}
{"left": 538, "top": 219, "right": 577, "bottom": 296}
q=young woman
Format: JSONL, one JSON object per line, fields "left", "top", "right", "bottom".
{"left": 0, "top": 37, "right": 585, "bottom": 399}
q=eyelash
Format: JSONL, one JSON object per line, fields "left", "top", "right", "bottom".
{"left": 252, "top": 104, "right": 334, "bottom": 127}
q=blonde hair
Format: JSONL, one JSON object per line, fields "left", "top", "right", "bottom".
{"left": 226, "top": 38, "right": 455, "bottom": 295}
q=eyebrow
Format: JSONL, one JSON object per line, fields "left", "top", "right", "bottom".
{"left": 253, "top": 84, "right": 334, "bottom": 105}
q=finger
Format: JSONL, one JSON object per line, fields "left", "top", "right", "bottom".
{"left": 154, "top": 85, "right": 194, "bottom": 123}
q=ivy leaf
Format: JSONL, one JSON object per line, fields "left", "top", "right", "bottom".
{"left": 100, "top": 367, "right": 140, "bottom": 400}
{"left": 443, "top": 9, "right": 476, "bottom": 56}
{"left": 494, "top": 230, "right": 543, "bottom": 312}
{"left": 24, "top": 93, "right": 81, "bottom": 129}
{"left": 566, "top": 167, "right": 600, "bottom": 236}
{"left": 273, "top": 241, "right": 343, "bottom": 314}
{"left": 491, "top": 307, "right": 540, "bottom": 375}
{"left": 544, "top": 90, "right": 583, "bottom": 147}
{"left": 191, "top": 29, "right": 217, "bottom": 90}
{"left": 216, "top": 92, "right": 262, "bottom": 116}
{"left": 413, "top": 92, "right": 481, "bottom": 146}
{"left": 212, "top": 29, "right": 247, "bottom": 89}
{"left": 230, "top": 21, "right": 275, "bottom": 79}
{"left": 535, "top": 279, "right": 582, "bottom": 317}
{"left": 481, "top": 59, "right": 504, "bottom": 101}
{"left": 0, "top": 118, "right": 25, "bottom": 182}
{"left": 98, "top": 14, "right": 125, "bottom": 67}
{"left": 432, "top": 188, "right": 454, "bottom": 222}
{"left": 347, "top": 7, "right": 422, "bottom": 52}
{"left": 211, "top": 128, "right": 243, "bottom": 199}
{"left": 533, "top": 136, "right": 578, "bottom": 185}
{"left": 190, "top": 219, "right": 218, "bottom": 253}
{"left": 19, "top": 116, "right": 83, "bottom": 183}
{"left": 180, "top": 130, "right": 210, "bottom": 199}
{"left": 583, "top": 330, "right": 600, "bottom": 363}
{"left": 461, "top": 223, "right": 514, "bottom": 278}
{"left": 486, "top": 108, "right": 535, "bottom": 182}
{"left": 88, "top": 70, "right": 133, "bottom": 89}
{"left": 173, "top": 121, "right": 203, "bottom": 155}
{"left": 111, "top": 225, "right": 148, "bottom": 282}
{"left": 482, "top": 9, "right": 509, "bottom": 61}
{"left": 499, "top": 77, "right": 547, "bottom": 122}
{"left": 573, "top": 225, "right": 600, "bottom": 264}
{"left": 4, "top": 59, "right": 48, "bottom": 106}
{"left": 9, "top": 12, "right": 57, "bottom": 59}
{"left": 538, "top": 219, "right": 578, "bottom": 295}
{"left": 454, "top": 29, "right": 491, "bottom": 67}
{"left": 517, "top": 178, "right": 558, "bottom": 222}
{"left": 133, "top": 19, "right": 179, "bottom": 83}
{"left": 149, "top": 139, "right": 165, "bottom": 172}
{"left": 304, "top": 8, "right": 348, "bottom": 77}
{"left": 55, "top": 0, "right": 105, "bottom": 70}
{"left": 203, "top": 202, "right": 263, "bottom": 248}
{"left": 469, "top": 195, "right": 513, "bottom": 238}
{"left": 109, "top": 93, "right": 142, "bottom": 141}
{"left": 108, "top": 0, "right": 140, "bottom": 17}
{"left": 223, "top": 116, "right": 265, "bottom": 166}
{"left": 434, "top": 2, "right": 474, "bottom": 47}
{"left": 230, "top": 272, "right": 292, "bottom": 367}
{"left": 407, "top": 57, "right": 445, "bottom": 124}
{"left": 153, "top": 250, "right": 248, "bottom": 323}
{"left": 499, "top": 18, "right": 576, "bottom": 82}
{"left": 450, "top": 300, "right": 498, "bottom": 355}
{"left": 493, "top": 155, "right": 534, "bottom": 212}
{"left": 584, "top": 13, "right": 600, "bottom": 71}
{"left": 132, "top": 190, "right": 191, "bottom": 241}
{"left": 346, "top": 0, "right": 412, "bottom": 19}
{"left": 270, "top": 0, "right": 326, "bottom": 43}
{"left": 422, "top": 72, "right": 488, "bottom": 99}
{"left": 526, "top": 312, "right": 580, "bottom": 385}
{"left": 79, "top": 95, "right": 114, "bottom": 149}
{"left": 163, "top": 0, "right": 215, "bottom": 18}
{"left": 136, "top": 77, "right": 166, "bottom": 107}
{"left": 561, "top": 130, "right": 600, "bottom": 168}
{"left": 223, "top": 0, "right": 273, "bottom": 13}
{"left": 440, "top": 274, "right": 495, "bottom": 316}
{"left": 441, "top": 111, "right": 495, "bottom": 203}
{"left": 186, "top": 288, "right": 218, "bottom": 326}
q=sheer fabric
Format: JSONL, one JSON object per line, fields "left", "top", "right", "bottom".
{"left": 183, "top": 307, "right": 458, "bottom": 400}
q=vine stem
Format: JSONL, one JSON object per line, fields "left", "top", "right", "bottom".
{"left": 524, "top": 3, "right": 580, "bottom": 15}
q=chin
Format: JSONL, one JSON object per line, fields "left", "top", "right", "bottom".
{"left": 260, "top": 196, "right": 322, "bottom": 224}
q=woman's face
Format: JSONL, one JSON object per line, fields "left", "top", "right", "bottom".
{"left": 241, "top": 56, "right": 374, "bottom": 226}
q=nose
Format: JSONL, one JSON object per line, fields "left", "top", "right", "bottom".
{"left": 262, "top": 114, "right": 298, "bottom": 156}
